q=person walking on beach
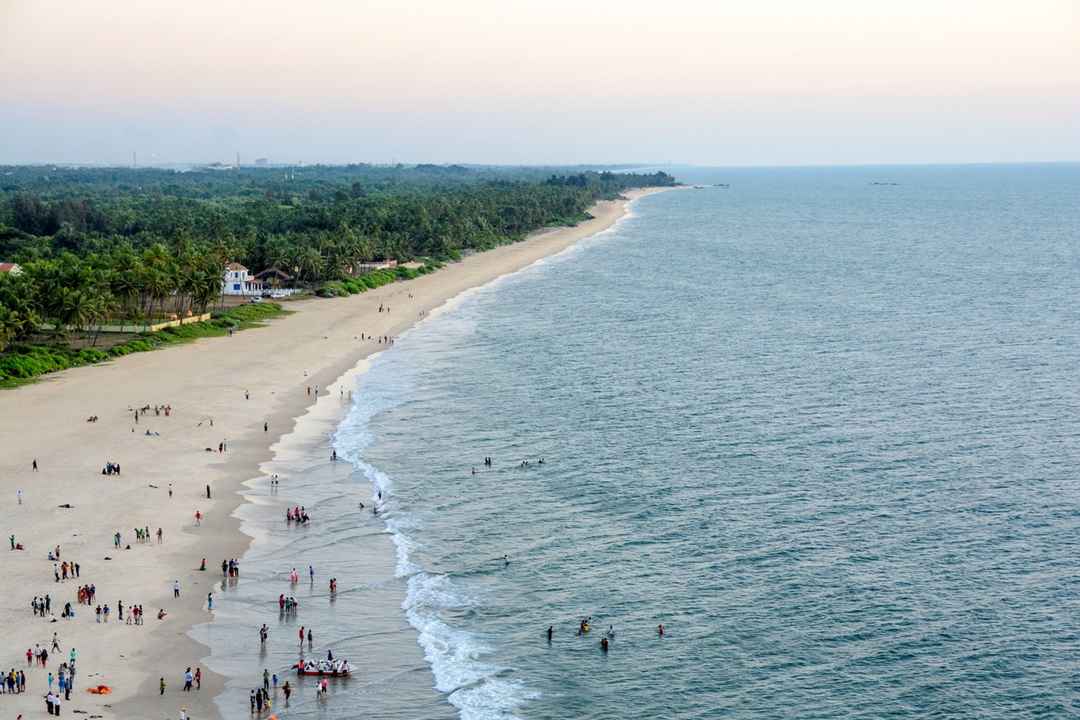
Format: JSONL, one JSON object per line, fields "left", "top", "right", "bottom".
{"left": 298, "top": 626, "right": 305, "bottom": 649}
{"left": 160, "top": 677, "right": 166, "bottom": 695}
{"left": 173, "top": 580, "right": 181, "bottom": 598}
{"left": 207, "top": 593, "right": 213, "bottom": 611}
{"left": 32, "top": 459, "right": 37, "bottom": 471}
{"left": 183, "top": 667, "right": 193, "bottom": 691}
{"left": 194, "top": 667, "right": 201, "bottom": 690}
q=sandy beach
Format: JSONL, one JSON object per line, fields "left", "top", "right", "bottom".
{"left": 0, "top": 188, "right": 666, "bottom": 720}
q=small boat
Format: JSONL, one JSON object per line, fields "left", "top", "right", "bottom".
{"left": 295, "top": 659, "right": 353, "bottom": 677}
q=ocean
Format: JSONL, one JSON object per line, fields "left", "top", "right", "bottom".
{"left": 206, "top": 163, "right": 1080, "bottom": 719}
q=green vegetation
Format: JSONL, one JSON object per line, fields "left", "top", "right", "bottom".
{"left": 0, "top": 302, "right": 286, "bottom": 387}
{"left": 0, "top": 163, "right": 676, "bottom": 371}
{"left": 317, "top": 262, "right": 440, "bottom": 297}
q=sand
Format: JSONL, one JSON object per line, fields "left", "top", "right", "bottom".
{"left": 0, "top": 188, "right": 667, "bottom": 719}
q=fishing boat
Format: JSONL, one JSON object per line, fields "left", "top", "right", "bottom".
{"left": 295, "top": 659, "right": 353, "bottom": 677}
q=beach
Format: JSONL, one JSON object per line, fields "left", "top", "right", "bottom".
{"left": 0, "top": 188, "right": 665, "bottom": 720}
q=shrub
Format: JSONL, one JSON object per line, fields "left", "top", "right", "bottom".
{"left": 0, "top": 303, "right": 288, "bottom": 387}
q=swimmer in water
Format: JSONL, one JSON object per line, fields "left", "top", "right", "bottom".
{"left": 503, "top": 555, "right": 509, "bottom": 567}
{"left": 607, "top": 625, "right": 615, "bottom": 638}
{"left": 547, "top": 626, "right": 554, "bottom": 643}
{"left": 658, "top": 623, "right": 665, "bottom": 637}
{"left": 600, "top": 637, "right": 609, "bottom": 652}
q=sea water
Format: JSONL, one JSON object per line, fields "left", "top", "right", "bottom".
{"left": 215, "top": 164, "right": 1080, "bottom": 719}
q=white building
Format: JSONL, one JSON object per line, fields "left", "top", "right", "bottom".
{"left": 222, "top": 262, "right": 265, "bottom": 296}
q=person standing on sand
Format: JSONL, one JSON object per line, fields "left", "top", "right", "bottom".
{"left": 160, "top": 677, "right": 166, "bottom": 695}
{"left": 194, "top": 667, "right": 201, "bottom": 690}
{"left": 32, "top": 459, "right": 37, "bottom": 471}
{"left": 174, "top": 580, "right": 181, "bottom": 598}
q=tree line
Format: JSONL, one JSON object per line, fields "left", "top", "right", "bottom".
{"left": 0, "top": 165, "right": 677, "bottom": 350}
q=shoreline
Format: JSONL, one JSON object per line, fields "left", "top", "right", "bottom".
{"left": 0, "top": 187, "right": 668, "bottom": 720}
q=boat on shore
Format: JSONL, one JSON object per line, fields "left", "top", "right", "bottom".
{"left": 295, "top": 659, "right": 354, "bottom": 677}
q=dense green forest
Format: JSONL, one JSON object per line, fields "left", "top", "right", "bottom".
{"left": 0, "top": 164, "right": 676, "bottom": 351}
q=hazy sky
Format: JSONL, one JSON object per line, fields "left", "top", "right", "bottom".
{"left": 2, "top": 0, "right": 1077, "bottom": 166}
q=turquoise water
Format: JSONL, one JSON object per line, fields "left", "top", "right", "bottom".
{"left": 338, "top": 164, "right": 1080, "bottom": 719}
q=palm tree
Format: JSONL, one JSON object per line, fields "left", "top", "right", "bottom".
{"left": 295, "top": 246, "right": 325, "bottom": 282}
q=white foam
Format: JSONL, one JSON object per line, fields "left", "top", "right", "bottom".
{"left": 331, "top": 317, "right": 542, "bottom": 719}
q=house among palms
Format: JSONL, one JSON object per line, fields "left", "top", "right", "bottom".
{"left": 222, "top": 262, "right": 265, "bottom": 296}
{"left": 0, "top": 262, "right": 22, "bottom": 276}
{"left": 253, "top": 267, "right": 293, "bottom": 289}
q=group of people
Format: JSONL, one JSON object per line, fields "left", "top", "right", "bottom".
{"left": 249, "top": 684, "right": 274, "bottom": 714}
{"left": 0, "top": 668, "right": 28, "bottom": 694}
{"left": 75, "top": 584, "right": 97, "bottom": 606}
{"left": 48, "top": 658, "right": 77, "bottom": 700}
{"left": 96, "top": 602, "right": 148, "bottom": 625}
{"left": 30, "top": 595, "right": 53, "bottom": 617}
{"left": 133, "top": 526, "right": 163, "bottom": 544}
{"left": 278, "top": 594, "right": 300, "bottom": 614}
{"left": 101, "top": 461, "right": 122, "bottom": 475}
{"left": 52, "top": 559, "right": 80, "bottom": 582}
{"left": 286, "top": 506, "right": 310, "bottom": 524}
{"left": 181, "top": 666, "right": 201, "bottom": 691}
{"left": 132, "top": 403, "right": 172, "bottom": 420}
{"left": 222, "top": 558, "right": 241, "bottom": 578}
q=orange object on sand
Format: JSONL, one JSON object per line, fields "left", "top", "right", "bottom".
{"left": 87, "top": 685, "right": 112, "bottom": 694}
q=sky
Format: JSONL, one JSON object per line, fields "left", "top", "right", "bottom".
{"left": 1, "top": 0, "right": 1078, "bottom": 166}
